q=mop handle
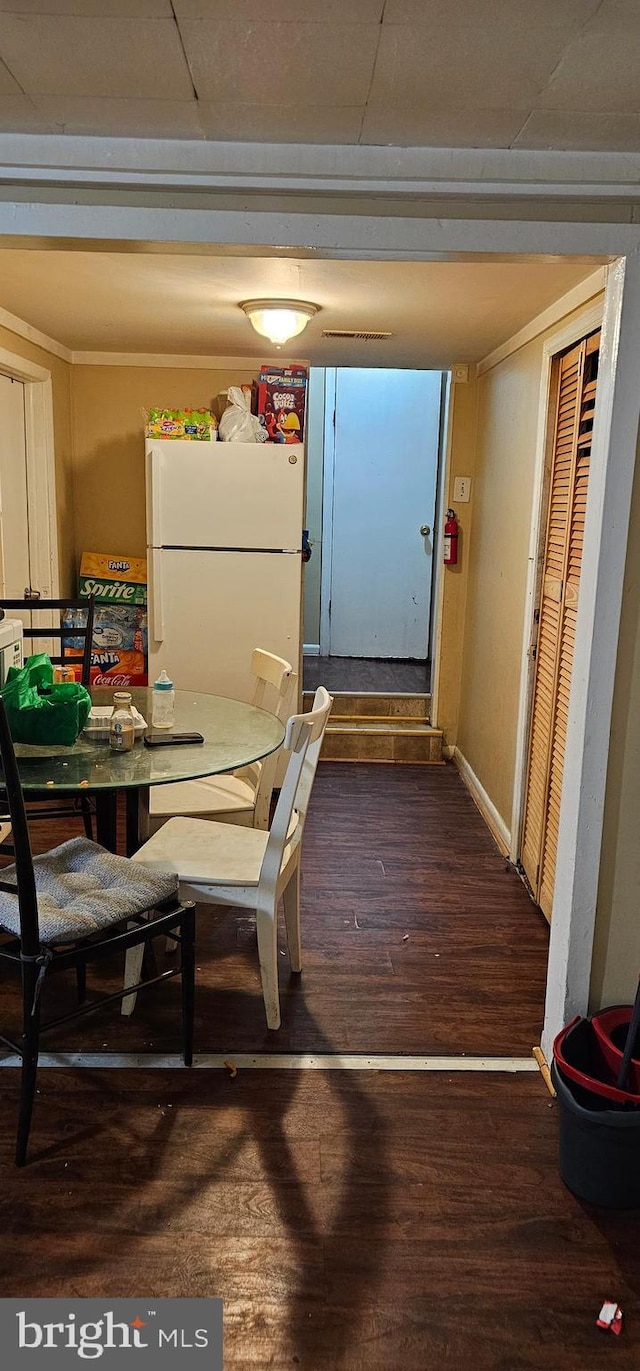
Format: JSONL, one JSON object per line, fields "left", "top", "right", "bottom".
{"left": 616, "top": 975, "right": 640, "bottom": 1090}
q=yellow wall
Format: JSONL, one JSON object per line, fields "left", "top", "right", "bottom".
{"left": 0, "top": 324, "right": 74, "bottom": 592}
{"left": 452, "top": 298, "right": 604, "bottom": 833}
{"left": 590, "top": 432, "right": 640, "bottom": 1006}
{"left": 456, "top": 338, "right": 545, "bottom": 823}
{"left": 70, "top": 365, "right": 259, "bottom": 561}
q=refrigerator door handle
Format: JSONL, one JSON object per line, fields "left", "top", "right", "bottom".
{"left": 147, "top": 445, "right": 163, "bottom": 544}
{"left": 149, "top": 548, "right": 165, "bottom": 642}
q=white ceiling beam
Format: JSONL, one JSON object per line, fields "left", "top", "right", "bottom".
{"left": 1, "top": 135, "right": 640, "bottom": 199}
{"left": 0, "top": 201, "right": 634, "bottom": 259}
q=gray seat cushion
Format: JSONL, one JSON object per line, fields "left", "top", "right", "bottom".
{"left": 0, "top": 836, "right": 179, "bottom": 944}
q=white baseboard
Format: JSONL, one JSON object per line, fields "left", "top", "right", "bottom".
{"left": 453, "top": 747, "right": 511, "bottom": 857}
{"left": 303, "top": 643, "right": 320, "bottom": 655}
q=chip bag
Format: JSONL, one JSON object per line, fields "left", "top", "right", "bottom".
{"left": 0, "top": 654, "right": 91, "bottom": 746}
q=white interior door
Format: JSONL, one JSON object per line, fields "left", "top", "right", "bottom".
{"left": 0, "top": 373, "right": 31, "bottom": 622}
{"left": 327, "top": 368, "right": 442, "bottom": 658}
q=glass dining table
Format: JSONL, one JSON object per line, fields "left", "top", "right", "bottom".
{"left": 13, "top": 687, "right": 286, "bottom": 854}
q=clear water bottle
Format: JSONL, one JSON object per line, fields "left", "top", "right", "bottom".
{"left": 152, "top": 669, "right": 175, "bottom": 729}
{"left": 109, "top": 692, "right": 136, "bottom": 752}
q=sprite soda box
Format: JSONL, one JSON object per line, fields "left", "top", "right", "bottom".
{"left": 65, "top": 553, "right": 148, "bottom": 687}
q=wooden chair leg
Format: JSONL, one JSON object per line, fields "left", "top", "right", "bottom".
{"left": 256, "top": 905, "right": 281, "bottom": 1030}
{"left": 16, "top": 963, "right": 41, "bottom": 1167}
{"left": 181, "top": 905, "right": 196, "bottom": 1067}
{"left": 282, "top": 865, "right": 302, "bottom": 973}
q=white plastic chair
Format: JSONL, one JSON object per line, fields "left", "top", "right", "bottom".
{"left": 126, "top": 686, "right": 333, "bottom": 1029}
{"left": 148, "top": 648, "right": 293, "bottom": 833}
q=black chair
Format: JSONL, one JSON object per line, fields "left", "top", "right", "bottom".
{"left": 0, "top": 695, "right": 195, "bottom": 1166}
{"left": 1, "top": 595, "right": 96, "bottom": 687}
{"left": 0, "top": 596, "right": 96, "bottom": 841}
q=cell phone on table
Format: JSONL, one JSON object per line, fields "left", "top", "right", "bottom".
{"left": 144, "top": 732, "right": 204, "bottom": 747}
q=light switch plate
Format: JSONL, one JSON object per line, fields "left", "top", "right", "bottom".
{"left": 453, "top": 476, "right": 472, "bottom": 502}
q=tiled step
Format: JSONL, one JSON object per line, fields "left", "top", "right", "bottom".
{"left": 303, "top": 690, "right": 431, "bottom": 720}
{"left": 302, "top": 691, "right": 440, "bottom": 762}
{"left": 321, "top": 718, "right": 443, "bottom": 764}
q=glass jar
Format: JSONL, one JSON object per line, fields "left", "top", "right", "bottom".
{"left": 152, "top": 669, "right": 175, "bottom": 729}
{"left": 109, "top": 692, "right": 136, "bottom": 752}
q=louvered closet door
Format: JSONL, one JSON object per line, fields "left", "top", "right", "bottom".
{"left": 521, "top": 331, "right": 600, "bottom": 920}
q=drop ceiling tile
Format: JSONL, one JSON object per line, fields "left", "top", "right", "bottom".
{"left": 0, "top": 93, "right": 55, "bottom": 128}
{"left": 369, "top": 2, "right": 601, "bottom": 110}
{"left": 361, "top": 106, "right": 529, "bottom": 148}
{"left": 175, "top": 0, "right": 383, "bottom": 16}
{"left": 383, "top": 0, "right": 600, "bottom": 26}
{"left": 180, "top": 19, "right": 380, "bottom": 104}
{"left": 536, "top": 0, "right": 640, "bottom": 113}
{"left": 514, "top": 110, "right": 640, "bottom": 153}
{"left": 0, "top": 15, "right": 193, "bottom": 99}
{"left": 0, "top": 0, "right": 172, "bottom": 12}
{"left": 198, "top": 101, "right": 363, "bottom": 143}
{"left": 32, "top": 97, "right": 204, "bottom": 138}
{"left": 0, "top": 53, "right": 21, "bottom": 92}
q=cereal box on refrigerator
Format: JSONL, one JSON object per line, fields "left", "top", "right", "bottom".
{"left": 252, "top": 364, "right": 307, "bottom": 444}
{"left": 66, "top": 552, "right": 149, "bottom": 687}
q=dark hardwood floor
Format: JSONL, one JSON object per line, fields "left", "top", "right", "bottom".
{"left": 1, "top": 1068, "right": 638, "bottom": 1368}
{"left": 0, "top": 763, "right": 632, "bottom": 1367}
{"left": 303, "top": 656, "right": 431, "bottom": 692}
{"left": 0, "top": 762, "right": 549, "bottom": 1056}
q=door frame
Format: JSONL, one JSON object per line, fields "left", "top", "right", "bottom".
{"left": 319, "top": 367, "right": 336, "bottom": 657}
{"left": 0, "top": 344, "right": 59, "bottom": 602}
{"left": 2, "top": 168, "right": 640, "bottom": 1056}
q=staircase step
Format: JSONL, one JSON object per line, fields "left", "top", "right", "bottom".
{"left": 328, "top": 721, "right": 434, "bottom": 734}
{"left": 321, "top": 718, "right": 443, "bottom": 764}
{"left": 303, "top": 690, "right": 431, "bottom": 720}
{"left": 302, "top": 689, "right": 439, "bottom": 761}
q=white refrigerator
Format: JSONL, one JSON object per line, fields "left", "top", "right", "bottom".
{"left": 145, "top": 439, "right": 304, "bottom": 717}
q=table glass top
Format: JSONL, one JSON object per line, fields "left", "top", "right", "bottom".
{"left": 12, "top": 688, "right": 285, "bottom": 792}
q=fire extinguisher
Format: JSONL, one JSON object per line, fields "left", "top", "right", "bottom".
{"left": 444, "top": 508, "right": 459, "bottom": 566}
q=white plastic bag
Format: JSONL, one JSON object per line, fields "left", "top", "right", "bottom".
{"left": 218, "top": 386, "right": 267, "bottom": 443}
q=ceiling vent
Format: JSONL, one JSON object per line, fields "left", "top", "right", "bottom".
{"left": 321, "top": 329, "right": 393, "bottom": 341}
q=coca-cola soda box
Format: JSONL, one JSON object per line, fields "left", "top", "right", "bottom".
{"left": 252, "top": 364, "right": 307, "bottom": 444}
{"left": 64, "top": 552, "right": 148, "bottom": 687}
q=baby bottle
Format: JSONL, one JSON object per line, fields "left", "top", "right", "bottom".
{"left": 152, "top": 669, "right": 175, "bottom": 729}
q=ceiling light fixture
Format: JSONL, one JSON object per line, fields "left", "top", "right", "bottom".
{"left": 240, "top": 298, "right": 319, "bottom": 347}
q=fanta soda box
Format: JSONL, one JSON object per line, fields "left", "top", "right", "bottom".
{"left": 65, "top": 552, "right": 148, "bottom": 687}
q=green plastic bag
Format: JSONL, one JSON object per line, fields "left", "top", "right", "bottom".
{"left": 0, "top": 653, "right": 91, "bottom": 746}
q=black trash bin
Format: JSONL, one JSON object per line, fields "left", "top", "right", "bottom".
{"left": 552, "top": 1061, "right": 640, "bottom": 1208}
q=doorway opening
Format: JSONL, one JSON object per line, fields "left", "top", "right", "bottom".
{"left": 0, "top": 372, "right": 31, "bottom": 608}
{"left": 303, "top": 366, "right": 443, "bottom": 696}
{"left": 0, "top": 224, "right": 628, "bottom": 1055}
{"left": 0, "top": 346, "right": 59, "bottom": 617}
